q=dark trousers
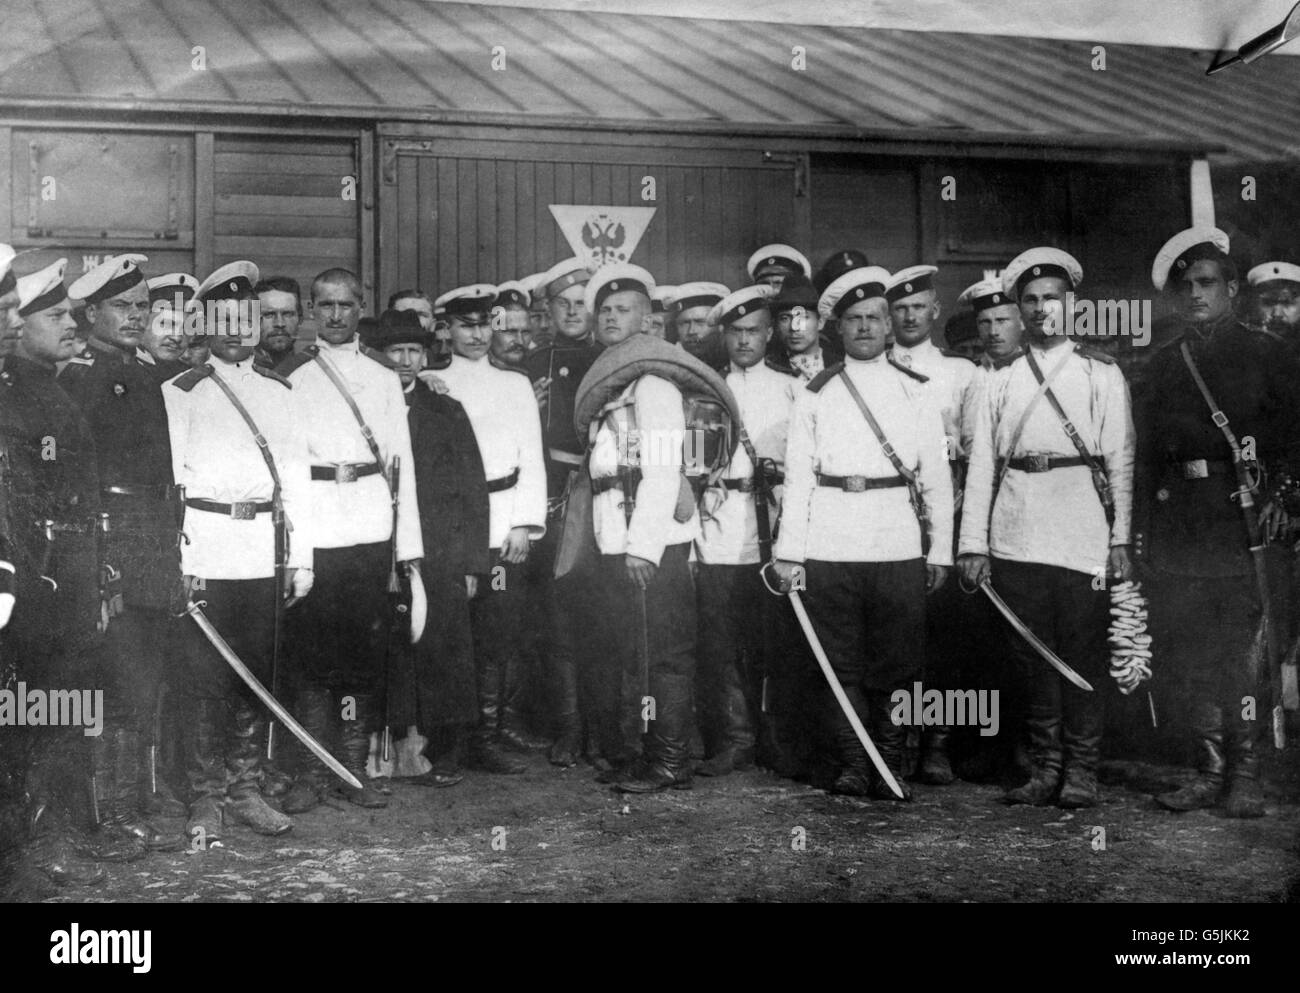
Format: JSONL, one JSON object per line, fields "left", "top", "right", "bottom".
{"left": 183, "top": 578, "right": 277, "bottom": 701}
{"left": 102, "top": 608, "right": 172, "bottom": 736}
{"left": 992, "top": 558, "right": 1107, "bottom": 769}
{"left": 288, "top": 542, "right": 391, "bottom": 696}
{"left": 468, "top": 555, "right": 526, "bottom": 734}
{"left": 595, "top": 544, "right": 697, "bottom": 763}
{"left": 695, "top": 564, "right": 764, "bottom": 753}
{"left": 1151, "top": 570, "right": 1259, "bottom": 707}
{"left": 800, "top": 558, "right": 927, "bottom": 691}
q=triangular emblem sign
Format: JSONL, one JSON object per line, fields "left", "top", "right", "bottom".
{"left": 549, "top": 205, "right": 656, "bottom": 272}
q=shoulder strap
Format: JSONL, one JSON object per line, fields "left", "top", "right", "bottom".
{"left": 1024, "top": 347, "right": 1104, "bottom": 473}
{"left": 311, "top": 350, "right": 391, "bottom": 494}
{"left": 1179, "top": 341, "right": 1242, "bottom": 456}
{"left": 992, "top": 351, "right": 1069, "bottom": 495}
{"left": 836, "top": 369, "right": 916, "bottom": 486}
{"left": 205, "top": 369, "right": 286, "bottom": 508}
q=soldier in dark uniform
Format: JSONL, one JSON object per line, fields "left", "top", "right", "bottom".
{"left": 1139, "top": 229, "right": 1300, "bottom": 819}
{"left": 377, "top": 308, "right": 488, "bottom": 784}
{"left": 522, "top": 259, "right": 605, "bottom": 768}
{"left": 0, "top": 255, "right": 109, "bottom": 890}
{"left": 767, "top": 274, "right": 843, "bottom": 381}
{"left": 58, "top": 254, "right": 185, "bottom": 857}
{"left": 1246, "top": 260, "right": 1300, "bottom": 351}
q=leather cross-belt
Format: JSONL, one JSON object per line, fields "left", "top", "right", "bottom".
{"left": 548, "top": 448, "right": 583, "bottom": 466}
{"left": 486, "top": 468, "right": 520, "bottom": 493}
{"left": 1005, "top": 455, "right": 1089, "bottom": 473}
{"left": 185, "top": 497, "right": 273, "bottom": 520}
{"left": 815, "top": 473, "right": 906, "bottom": 491}
{"left": 311, "top": 462, "right": 382, "bottom": 482}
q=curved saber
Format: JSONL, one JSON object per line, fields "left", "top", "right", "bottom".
{"left": 979, "top": 579, "right": 1094, "bottom": 692}
{"left": 787, "top": 589, "right": 905, "bottom": 800}
{"left": 184, "top": 601, "right": 363, "bottom": 790}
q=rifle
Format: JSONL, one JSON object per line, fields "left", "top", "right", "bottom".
{"left": 738, "top": 430, "right": 776, "bottom": 565}
{"left": 1180, "top": 343, "right": 1286, "bottom": 748}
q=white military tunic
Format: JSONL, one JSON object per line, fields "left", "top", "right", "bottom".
{"left": 892, "top": 337, "right": 975, "bottom": 459}
{"left": 436, "top": 353, "right": 547, "bottom": 549}
{"left": 590, "top": 374, "right": 700, "bottom": 564}
{"left": 959, "top": 340, "right": 1135, "bottom": 575}
{"left": 696, "top": 361, "right": 796, "bottom": 565}
{"left": 777, "top": 355, "right": 954, "bottom": 566}
{"left": 163, "top": 358, "right": 313, "bottom": 579}
{"left": 285, "top": 338, "right": 422, "bottom": 560}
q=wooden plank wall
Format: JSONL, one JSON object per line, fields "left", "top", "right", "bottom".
{"left": 213, "top": 134, "right": 361, "bottom": 326}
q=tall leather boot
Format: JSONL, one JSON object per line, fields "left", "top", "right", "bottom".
{"left": 697, "top": 651, "right": 756, "bottom": 777}
{"left": 1059, "top": 687, "right": 1103, "bottom": 808}
{"left": 470, "top": 656, "right": 527, "bottom": 775}
{"left": 916, "top": 726, "right": 955, "bottom": 786}
{"left": 86, "top": 730, "right": 145, "bottom": 863}
{"left": 184, "top": 698, "right": 228, "bottom": 845}
{"left": 225, "top": 703, "right": 293, "bottom": 835}
{"left": 1155, "top": 700, "right": 1225, "bottom": 812}
{"left": 22, "top": 746, "right": 106, "bottom": 887}
{"left": 614, "top": 672, "right": 694, "bottom": 792}
{"left": 828, "top": 686, "right": 872, "bottom": 797}
{"left": 499, "top": 652, "right": 551, "bottom": 754}
{"left": 336, "top": 693, "right": 389, "bottom": 808}
{"left": 867, "top": 689, "right": 912, "bottom": 801}
{"left": 110, "top": 728, "right": 184, "bottom": 851}
{"left": 280, "top": 688, "right": 332, "bottom": 815}
{"left": 548, "top": 650, "right": 582, "bottom": 768}
{"left": 1004, "top": 674, "right": 1063, "bottom": 806}
{"left": 1223, "top": 709, "right": 1265, "bottom": 819}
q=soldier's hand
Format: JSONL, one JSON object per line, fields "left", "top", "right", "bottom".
{"left": 956, "top": 553, "right": 990, "bottom": 590}
{"left": 626, "top": 554, "right": 657, "bottom": 590}
{"left": 500, "top": 527, "right": 531, "bottom": 564}
{"left": 1260, "top": 500, "right": 1290, "bottom": 541}
{"left": 0, "top": 593, "right": 13, "bottom": 631}
{"left": 533, "top": 376, "right": 552, "bottom": 409}
{"left": 926, "top": 564, "right": 950, "bottom": 594}
{"left": 772, "top": 559, "right": 801, "bottom": 593}
{"left": 1108, "top": 545, "right": 1133, "bottom": 583}
{"left": 417, "top": 371, "right": 450, "bottom": 395}
{"left": 465, "top": 574, "right": 478, "bottom": 599}
{"left": 289, "top": 568, "right": 314, "bottom": 599}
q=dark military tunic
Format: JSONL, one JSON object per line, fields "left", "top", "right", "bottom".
{"left": 57, "top": 340, "right": 179, "bottom": 608}
{"left": 390, "top": 384, "right": 490, "bottom": 730}
{"left": 1135, "top": 317, "right": 1300, "bottom": 578}
{"left": 524, "top": 339, "right": 601, "bottom": 493}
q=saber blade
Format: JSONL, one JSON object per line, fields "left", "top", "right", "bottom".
{"left": 185, "top": 601, "right": 363, "bottom": 790}
{"left": 980, "top": 579, "right": 1094, "bottom": 692}
{"left": 788, "top": 590, "right": 904, "bottom": 799}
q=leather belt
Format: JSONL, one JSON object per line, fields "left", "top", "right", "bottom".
{"left": 486, "top": 468, "right": 520, "bottom": 493}
{"left": 816, "top": 473, "right": 906, "bottom": 491}
{"left": 1006, "top": 455, "right": 1089, "bottom": 473}
{"left": 102, "top": 484, "right": 173, "bottom": 500}
{"left": 185, "top": 497, "right": 273, "bottom": 520}
{"left": 591, "top": 474, "right": 624, "bottom": 496}
{"left": 36, "top": 519, "right": 94, "bottom": 535}
{"left": 723, "top": 472, "right": 785, "bottom": 492}
{"left": 548, "top": 448, "right": 583, "bottom": 466}
{"left": 311, "top": 462, "right": 381, "bottom": 482}
{"left": 1168, "top": 458, "right": 1233, "bottom": 480}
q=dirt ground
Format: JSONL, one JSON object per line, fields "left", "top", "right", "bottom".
{"left": 15, "top": 745, "right": 1300, "bottom": 904}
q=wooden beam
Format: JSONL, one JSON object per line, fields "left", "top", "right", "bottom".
{"left": 0, "top": 127, "right": 11, "bottom": 244}
{"left": 195, "top": 132, "right": 214, "bottom": 275}
{"left": 358, "top": 127, "right": 376, "bottom": 307}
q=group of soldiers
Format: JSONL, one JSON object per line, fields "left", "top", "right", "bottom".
{"left": 0, "top": 225, "right": 1295, "bottom": 894}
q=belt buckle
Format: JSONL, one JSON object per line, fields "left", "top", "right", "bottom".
{"left": 1025, "top": 454, "right": 1051, "bottom": 473}
{"left": 229, "top": 501, "right": 257, "bottom": 521}
{"left": 1182, "top": 459, "right": 1209, "bottom": 480}
{"left": 843, "top": 475, "right": 868, "bottom": 492}
{"left": 335, "top": 463, "right": 358, "bottom": 484}
{"left": 737, "top": 478, "right": 755, "bottom": 493}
